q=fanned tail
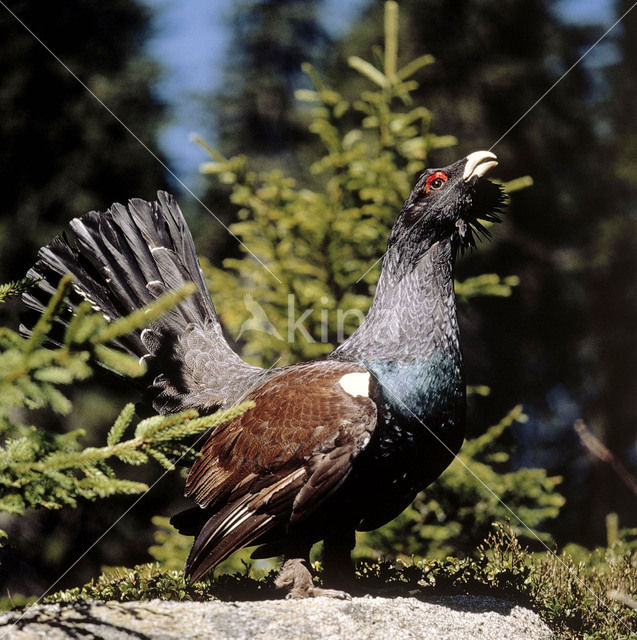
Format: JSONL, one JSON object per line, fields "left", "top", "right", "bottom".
{"left": 22, "top": 192, "right": 213, "bottom": 348}
{"left": 22, "top": 191, "right": 260, "bottom": 413}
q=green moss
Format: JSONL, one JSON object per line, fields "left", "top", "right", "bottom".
{"left": 44, "top": 562, "right": 279, "bottom": 604}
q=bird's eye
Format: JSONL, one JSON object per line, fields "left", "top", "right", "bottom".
{"left": 425, "top": 171, "right": 449, "bottom": 194}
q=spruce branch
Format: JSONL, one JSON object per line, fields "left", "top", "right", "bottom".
{"left": 0, "top": 274, "right": 251, "bottom": 521}
{"left": 64, "top": 301, "right": 107, "bottom": 345}
{"left": 383, "top": 0, "right": 398, "bottom": 78}
{"left": 455, "top": 274, "right": 520, "bottom": 303}
{"left": 93, "top": 345, "right": 145, "bottom": 378}
{"left": 397, "top": 54, "right": 435, "bottom": 81}
{"left": 93, "top": 282, "right": 197, "bottom": 345}
{"left": 25, "top": 274, "right": 74, "bottom": 352}
{"left": 348, "top": 56, "right": 388, "bottom": 88}
{"left": 0, "top": 277, "right": 39, "bottom": 304}
{"left": 107, "top": 402, "right": 135, "bottom": 446}
{"left": 0, "top": 401, "right": 254, "bottom": 515}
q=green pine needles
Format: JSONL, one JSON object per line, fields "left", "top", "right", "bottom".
{"left": 0, "top": 401, "right": 253, "bottom": 517}
{"left": 0, "top": 277, "right": 40, "bottom": 304}
{"left": 0, "top": 276, "right": 252, "bottom": 520}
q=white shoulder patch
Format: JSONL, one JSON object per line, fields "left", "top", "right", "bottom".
{"left": 338, "top": 372, "right": 370, "bottom": 398}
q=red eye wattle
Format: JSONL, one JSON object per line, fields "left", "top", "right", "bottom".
{"left": 425, "top": 171, "right": 449, "bottom": 193}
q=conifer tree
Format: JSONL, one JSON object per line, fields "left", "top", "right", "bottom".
{"left": 214, "top": 0, "right": 329, "bottom": 157}
{"left": 0, "top": 1, "right": 167, "bottom": 288}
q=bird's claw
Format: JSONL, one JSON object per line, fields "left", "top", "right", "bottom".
{"left": 276, "top": 558, "right": 352, "bottom": 600}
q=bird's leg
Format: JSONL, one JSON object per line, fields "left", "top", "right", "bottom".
{"left": 275, "top": 557, "right": 351, "bottom": 600}
{"left": 321, "top": 529, "right": 356, "bottom": 590}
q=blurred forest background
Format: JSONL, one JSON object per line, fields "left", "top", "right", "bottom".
{"left": 0, "top": 0, "right": 635, "bottom": 601}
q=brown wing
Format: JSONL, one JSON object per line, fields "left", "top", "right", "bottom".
{"left": 183, "top": 360, "right": 377, "bottom": 582}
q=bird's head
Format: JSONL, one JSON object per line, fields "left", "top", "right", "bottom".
{"left": 390, "top": 150, "right": 505, "bottom": 256}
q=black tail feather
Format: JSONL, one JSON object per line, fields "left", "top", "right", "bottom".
{"left": 184, "top": 504, "right": 275, "bottom": 584}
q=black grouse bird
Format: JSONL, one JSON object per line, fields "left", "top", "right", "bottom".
{"left": 22, "top": 150, "right": 503, "bottom": 597}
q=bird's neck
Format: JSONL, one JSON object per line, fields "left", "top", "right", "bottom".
{"left": 334, "top": 239, "right": 460, "bottom": 364}
{"left": 332, "top": 238, "right": 464, "bottom": 431}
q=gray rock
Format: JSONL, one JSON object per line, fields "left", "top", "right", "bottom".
{"left": 0, "top": 595, "right": 554, "bottom": 640}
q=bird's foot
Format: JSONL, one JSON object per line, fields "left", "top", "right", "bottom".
{"left": 275, "top": 558, "right": 351, "bottom": 600}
